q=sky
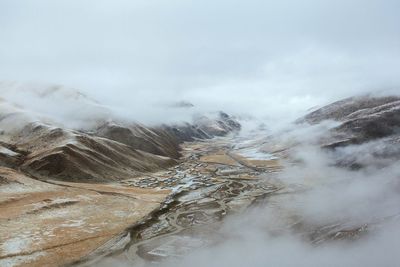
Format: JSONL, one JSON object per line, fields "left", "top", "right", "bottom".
{"left": 1, "top": 0, "right": 400, "bottom": 122}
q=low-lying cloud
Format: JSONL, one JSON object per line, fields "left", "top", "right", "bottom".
{"left": 1, "top": 0, "right": 399, "bottom": 125}
{"left": 153, "top": 123, "right": 400, "bottom": 267}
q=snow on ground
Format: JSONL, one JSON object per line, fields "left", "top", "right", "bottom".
{"left": 1, "top": 235, "right": 32, "bottom": 255}
{"left": 0, "top": 184, "right": 26, "bottom": 193}
{"left": 236, "top": 147, "right": 278, "bottom": 160}
{"left": 0, "top": 147, "right": 19, "bottom": 157}
{"left": 0, "top": 251, "right": 46, "bottom": 267}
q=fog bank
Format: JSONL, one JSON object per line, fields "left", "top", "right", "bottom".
{"left": 1, "top": 0, "right": 399, "bottom": 125}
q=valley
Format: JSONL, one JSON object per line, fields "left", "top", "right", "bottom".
{"left": 0, "top": 132, "right": 282, "bottom": 267}
{"left": 1, "top": 94, "right": 400, "bottom": 267}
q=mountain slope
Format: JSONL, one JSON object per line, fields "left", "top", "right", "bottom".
{"left": 0, "top": 86, "right": 241, "bottom": 183}
{"left": 300, "top": 94, "right": 400, "bottom": 168}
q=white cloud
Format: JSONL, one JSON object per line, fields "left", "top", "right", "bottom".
{"left": 0, "top": 0, "right": 399, "bottom": 124}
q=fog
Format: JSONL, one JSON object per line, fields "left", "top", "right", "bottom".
{"left": 1, "top": 1, "right": 400, "bottom": 267}
{"left": 95, "top": 121, "right": 400, "bottom": 267}
{"left": 1, "top": 0, "right": 400, "bottom": 125}
{"left": 150, "top": 123, "right": 400, "bottom": 267}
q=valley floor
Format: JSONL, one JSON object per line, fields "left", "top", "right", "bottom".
{"left": 86, "top": 135, "right": 282, "bottom": 266}
{"left": 0, "top": 135, "right": 281, "bottom": 267}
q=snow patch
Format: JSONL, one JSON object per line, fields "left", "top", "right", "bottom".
{"left": 236, "top": 147, "right": 278, "bottom": 160}
{"left": 1, "top": 236, "right": 32, "bottom": 255}
{"left": 0, "top": 184, "right": 30, "bottom": 193}
{"left": 59, "top": 219, "right": 85, "bottom": 228}
{"left": 0, "top": 251, "right": 46, "bottom": 267}
{"left": 0, "top": 147, "right": 19, "bottom": 157}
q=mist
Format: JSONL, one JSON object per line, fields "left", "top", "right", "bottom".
{"left": 148, "top": 123, "right": 400, "bottom": 267}
{"left": 1, "top": 0, "right": 400, "bottom": 126}
{"left": 91, "top": 120, "right": 400, "bottom": 267}
{"left": 1, "top": 1, "right": 400, "bottom": 267}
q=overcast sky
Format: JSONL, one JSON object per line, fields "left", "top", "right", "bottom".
{"left": 1, "top": 0, "right": 399, "bottom": 121}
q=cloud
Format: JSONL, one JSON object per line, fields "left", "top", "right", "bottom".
{"left": 154, "top": 123, "right": 400, "bottom": 267}
{"left": 0, "top": 0, "right": 399, "bottom": 124}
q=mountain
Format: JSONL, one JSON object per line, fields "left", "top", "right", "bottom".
{"left": 0, "top": 86, "right": 241, "bottom": 183}
{"left": 300, "top": 95, "right": 400, "bottom": 168}
{"left": 0, "top": 85, "right": 242, "bottom": 267}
